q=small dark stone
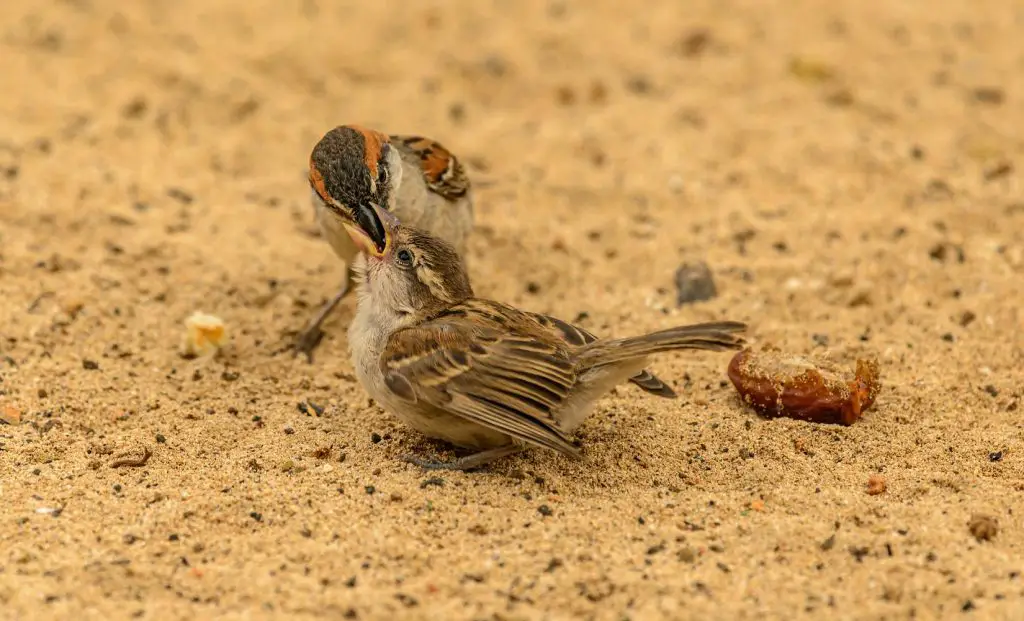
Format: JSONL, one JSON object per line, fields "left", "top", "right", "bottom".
{"left": 626, "top": 74, "right": 652, "bottom": 94}
{"left": 989, "top": 451, "right": 1003, "bottom": 462}
{"left": 113, "top": 484, "right": 122, "bottom": 493}
{"left": 123, "top": 533, "right": 138, "bottom": 545}
{"left": 420, "top": 477, "right": 445, "bottom": 489}
{"left": 395, "top": 593, "right": 418, "bottom": 608}
{"left": 155, "top": 434, "right": 166, "bottom": 444}
{"left": 365, "top": 486, "right": 376, "bottom": 495}
{"left": 959, "top": 311, "right": 977, "bottom": 327}
{"left": 525, "top": 281, "right": 541, "bottom": 294}
{"left": 167, "top": 188, "right": 194, "bottom": 204}
{"left": 371, "top": 433, "right": 382, "bottom": 444}
{"left": 984, "top": 161, "right": 1013, "bottom": 182}
{"left": 941, "top": 333, "right": 955, "bottom": 343}
{"left": 82, "top": 359, "right": 99, "bottom": 370}
{"left": 739, "top": 447, "right": 754, "bottom": 460}
{"left": 448, "top": 102, "right": 465, "bottom": 123}
{"left": 849, "top": 546, "right": 869, "bottom": 562}
{"left": 250, "top": 511, "right": 262, "bottom": 522}
{"left": 812, "top": 333, "right": 829, "bottom": 347}
{"left": 971, "top": 87, "right": 1004, "bottom": 105}
{"left": 168, "top": 533, "right": 179, "bottom": 541}
{"left": 820, "top": 534, "right": 836, "bottom": 551}
{"left": 962, "top": 600, "right": 975, "bottom": 612}
{"left": 678, "top": 29, "right": 711, "bottom": 57}
{"left": 983, "top": 385, "right": 999, "bottom": 398}
{"left": 674, "top": 261, "right": 718, "bottom": 306}
{"left": 221, "top": 371, "right": 239, "bottom": 382}
{"left": 537, "top": 504, "right": 553, "bottom": 517}
{"left": 344, "top": 576, "right": 357, "bottom": 587}
{"left": 283, "top": 426, "right": 295, "bottom": 435}
{"left": 307, "top": 401, "right": 325, "bottom": 416}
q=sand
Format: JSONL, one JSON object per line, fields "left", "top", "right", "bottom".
{"left": 1, "top": 0, "right": 1022, "bottom": 619}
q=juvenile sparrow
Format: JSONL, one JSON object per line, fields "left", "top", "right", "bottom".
{"left": 295, "top": 125, "right": 475, "bottom": 359}
{"left": 342, "top": 205, "right": 748, "bottom": 471}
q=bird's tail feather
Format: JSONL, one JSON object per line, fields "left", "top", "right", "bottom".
{"left": 575, "top": 321, "right": 747, "bottom": 371}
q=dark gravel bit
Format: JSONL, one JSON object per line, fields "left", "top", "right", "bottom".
{"left": 155, "top": 434, "right": 166, "bottom": 444}
{"left": 365, "top": 486, "right": 376, "bottom": 495}
{"left": 82, "top": 359, "right": 99, "bottom": 370}
{"left": 370, "top": 433, "right": 382, "bottom": 444}
{"left": 968, "top": 514, "right": 998, "bottom": 542}
{"left": 307, "top": 401, "right": 325, "bottom": 416}
{"left": 820, "top": 534, "right": 836, "bottom": 551}
{"left": 166, "top": 187, "right": 194, "bottom": 204}
{"left": 395, "top": 593, "right": 419, "bottom": 608}
{"left": 420, "top": 477, "right": 445, "bottom": 489}
{"left": 250, "top": 511, "right": 262, "bottom": 522}
{"left": 537, "top": 504, "right": 553, "bottom": 517}
{"left": 989, "top": 451, "right": 1003, "bottom": 462}
{"left": 674, "top": 261, "right": 718, "bottom": 306}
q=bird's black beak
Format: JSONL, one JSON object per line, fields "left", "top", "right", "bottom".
{"left": 353, "top": 203, "right": 387, "bottom": 254}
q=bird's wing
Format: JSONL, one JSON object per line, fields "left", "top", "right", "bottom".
{"left": 389, "top": 135, "right": 470, "bottom": 201}
{"left": 380, "top": 300, "right": 579, "bottom": 456}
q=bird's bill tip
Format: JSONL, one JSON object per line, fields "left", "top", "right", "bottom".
{"left": 343, "top": 220, "right": 386, "bottom": 257}
{"left": 350, "top": 202, "right": 391, "bottom": 255}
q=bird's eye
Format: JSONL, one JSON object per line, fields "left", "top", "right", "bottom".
{"left": 395, "top": 248, "right": 414, "bottom": 267}
{"left": 378, "top": 164, "right": 389, "bottom": 186}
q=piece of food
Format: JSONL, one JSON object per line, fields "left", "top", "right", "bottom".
{"left": 865, "top": 475, "right": 887, "bottom": 495}
{"left": 727, "top": 346, "right": 881, "bottom": 425}
{"left": 182, "top": 311, "right": 228, "bottom": 357}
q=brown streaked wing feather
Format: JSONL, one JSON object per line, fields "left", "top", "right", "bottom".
{"left": 390, "top": 134, "right": 470, "bottom": 201}
{"left": 380, "top": 303, "right": 580, "bottom": 456}
{"left": 525, "top": 311, "right": 678, "bottom": 399}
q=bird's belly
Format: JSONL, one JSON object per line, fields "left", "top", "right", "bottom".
{"left": 348, "top": 305, "right": 508, "bottom": 451}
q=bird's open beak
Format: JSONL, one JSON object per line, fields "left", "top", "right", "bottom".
{"left": 344, "top": 202, "right": 399, "bottom": 258}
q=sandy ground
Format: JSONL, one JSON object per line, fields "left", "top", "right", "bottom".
{"left": 1, "top": 0, "right": 1022, "bottom": 619}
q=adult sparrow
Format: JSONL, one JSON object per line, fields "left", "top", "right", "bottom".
{"left": 296, "top": 125, "right": 474, "bottom": 359}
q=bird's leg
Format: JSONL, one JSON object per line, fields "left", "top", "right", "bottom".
{"left": 293, "top": 269, "right": 355, "bottom": 361}
{"left": 401, "top": 445, "right": 524, "bottom": 471}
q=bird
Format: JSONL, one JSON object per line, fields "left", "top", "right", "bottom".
{"left": 340, "top": 203, "right": 748, "bottom": 471}
{"left": 297, "top": 124, "right": 679, "bottom": 401}
{"left": 295, "top": 125, "right": 474, "bottom": 359}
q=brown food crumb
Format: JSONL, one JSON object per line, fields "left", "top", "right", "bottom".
{"left": 866, "top": 475, "right": 887, "bottom": 496}
{"left": 727, "top": 346, "right": 881, "bottom": 425}
{"left": 967, "top": 514, "right": 998, "bottom": 542}
{"left": 1, "top": 405, "right": 22, "bottom": 425}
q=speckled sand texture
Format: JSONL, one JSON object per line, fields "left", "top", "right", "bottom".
{"left": 1, "top": 1, "right": 1022, "bottom": 619}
